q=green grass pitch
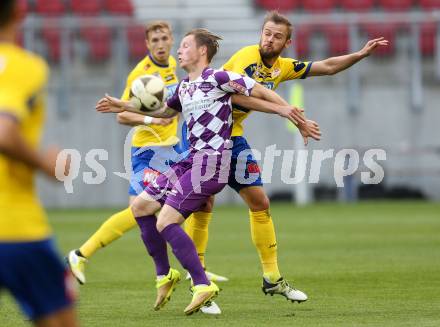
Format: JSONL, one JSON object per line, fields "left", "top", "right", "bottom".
{"left": 1, "top": 201, "right": 440, "bottom": 326}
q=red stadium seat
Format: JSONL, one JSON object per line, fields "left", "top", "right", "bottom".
{"left": 340, "top": 0, "right": 375, "bottom": 11}
{"left": 81, "top": 27, "right": 112, "bottom": 61}
{"left": 379, "top": 0, "right": 414, "bottom": 11}
{"left": 362, "top": 23, "right": 397, "bottom": 56}
{"left": 35, "top": 0, "right": 66, "bottom": 16}
{"left": 302, "top": 0, "right": 337, "bottom": 12}
{"left": 17, "top": 0, "right": 29, "bottom": 15}
{"left": 419, "top": 0, "right": 440, "bottom": 9}
{"left": 293, "top": 25, "right": 311, "bottom": 58}
{"left": 41, "top": 26, "right": 61, "bottom": 62}
{"left": 126, "top": 25, "right": 147, "bottom": 60}
{"left": 104, "top": 0, "right": 133, "bottom": 15}
{"left": 255, "top": 0, "right": 300, "bottom": 11}
{"left": 420, "top": 22, "right": 437, "bottom": 56}
{"left": 71, "top": 0, "right": 102, "bottom": 16}
{"left": 324, "top": 24, "right": 350, "bottom": 55}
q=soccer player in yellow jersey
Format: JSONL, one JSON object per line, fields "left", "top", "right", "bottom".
{"left": 0, "top": 1, "right": 78, "bottom": 326}
{"left": 184, "top": 11, "right": 388, "bottom": 301}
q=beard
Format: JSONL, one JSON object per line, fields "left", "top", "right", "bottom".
{"left": 259, "top": 43, "right": 284, "bottom": 62}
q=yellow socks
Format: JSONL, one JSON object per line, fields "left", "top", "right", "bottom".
{"left": 249, "top": 209, "right": 281, "bottom": 283}
{"left": 79, "top": 208, "right": 137, "bottom": 258}
{"left": 184, "top": 211, "right": 212, "bottom": 268}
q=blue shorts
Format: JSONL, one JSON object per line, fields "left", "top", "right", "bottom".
{"left": 128, "top": 143, "right": 188, "bottom": 196}
{"left": 228, "top": 136, "right": 263, "bottom": 193}
{"left": 0, "top": 239, "right": 75, "bottom": 321}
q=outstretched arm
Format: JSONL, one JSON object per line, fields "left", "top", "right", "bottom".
{"left": 309, "top": 37, "right": 389, "bottom": 76}
{"left": 96, "top": 94, "right": 178, "bottom": 118}
{"left": 232, "top": 92, "right": 321, "bottom": 144}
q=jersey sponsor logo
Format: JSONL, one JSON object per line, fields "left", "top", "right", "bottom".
{"left": 228, "top": 80, "right": 247, "bottom": 94}
{"left": 272, "top": 68, "right": 281, "bottom": 78}
{"left": 247, "top": 162, "right": 261, "bottom": 174}
{"left": 164, "top": 74, "right": 175, "bottom": 82}
{"left": 292, "top": 61, "right": 306, "bottom": 72}
{"left": 143, "top": 168, "right": 160, "bottom": 186}
{"left": 199, "top": 81, "right": 215, "bottom": 94}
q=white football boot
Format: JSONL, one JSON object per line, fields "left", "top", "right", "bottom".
{"left": 262, "top": 277, "right": 308, "bottom": 303}
{"left": 66, "top": 250, "right": 88, "bottom": 285}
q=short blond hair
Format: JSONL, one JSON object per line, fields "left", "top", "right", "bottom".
{"left": 145, "top": 21, "right": 172, "bottom": 40}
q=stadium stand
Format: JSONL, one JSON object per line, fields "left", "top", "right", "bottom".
{"left": 126, "top": 25, "right": 148, "bottom": 61}
{"left": 35, "top": 0, "right": 66, "bottom": 16}
{"left": 339, "top": 0, "right": 375, "bottom": 11}
{"left": 103, "top": 0, "right": 134, "bottom": 15}
{"left": 302, "top": 0, "right": 338, "bottom": 12}
{"left": 71, "top": 0, "right": 102, "bottom": 16}
{"left": 80, "top": 26, "right": 112, "bottom": 61}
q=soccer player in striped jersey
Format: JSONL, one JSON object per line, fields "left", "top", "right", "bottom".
{"left": 184, "top": 10, "right": 388, "bottom": 302}
{"left": 66, "top": 20, "right": 226, "bottom": 314}
{"left": 96, "top": 28, "right": 317, "bottom": 315}
{"left": 0, "top": 1, "right": 78, "bottom": 326}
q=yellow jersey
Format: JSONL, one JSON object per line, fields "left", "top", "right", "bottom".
{"left": 0, "top": 43, "right": 51, "bottom": 241}
{"left": 121, "top": 54, "right": 179, "bottom": 147}
{"left": 223, "top": 45, "right": 312, "bottom": 136}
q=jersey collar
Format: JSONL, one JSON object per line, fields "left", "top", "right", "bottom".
{"left": 148, "top": 53, "right": 169, "bottom": 68}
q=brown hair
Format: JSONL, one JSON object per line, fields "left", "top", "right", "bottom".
{"left": 185, "top": 28, "right": 222, "bottom": 63}
{"left": 262, "top": 10, "right": 293, "bottom": 40}
{"left": 145, "top": 21, "right": 172, "bottom": 40}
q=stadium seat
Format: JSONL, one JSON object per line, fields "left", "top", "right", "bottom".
{"left": 80, "top": 27, "right": 112, "bottom": 61}
{"left": 378, "top": 0, "right": 414, "bottom": 11}
{"left": 71, "top": 0, "right": 102, "bottom": 16}
{"left": 17, "top": 0, "right": 29, "bottom": 15}
{"left": 35, "top": 0, "right": 66, "bottom": 16}
{"left": 302, "top": 0, "right": 337, "bottom": 12}
{"left": 324, "top": 24, "right": 350, "bottom": 55}
{"left": 103, "top": 0, "right": 133, "bottom": 15}
{"left": 340, "top": 0, "right": 375, "bottom": 11}
{"left": 420, "top": 22, "right": 437, "bottom": 56}
{"left": 41, "top": 26, "right": 61, "bottom": 62}
{"left": 126, "top": 25, "right": 147, "bottom": 60}
{"left": 255, "top": 0, "right": 300, "bottom": 11}
{"left": 419, "top": 0, "right": 440, "bottom": 9}
{"left": 362, "top": 23, "right": 397, "bottom": 56}
{"left": 293, "top": 25, "right": 311, "bottom": 58}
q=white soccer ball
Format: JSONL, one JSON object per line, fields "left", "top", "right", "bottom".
{"left": 129, "top": 74, "right": 167, "bottom": 112}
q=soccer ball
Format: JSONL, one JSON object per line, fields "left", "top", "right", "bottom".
{"left": 129, "top": 74, "right": 166, "bottom": 112}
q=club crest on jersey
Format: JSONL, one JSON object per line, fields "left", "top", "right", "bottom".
{"left": 143, "top": 63, "right": 151, "bottom": 71}
{"left": 187, "top": 83, "right": 197, "bottom": 98}
{"left": 228, "top": 80, "right": 247, "bottom": 94}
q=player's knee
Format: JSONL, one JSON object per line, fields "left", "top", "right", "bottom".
{"left": 248, "top": 194, "right": 270, "bottom": 212}
{"left": 199, "top": 196, "right": 214, "bottom": 213}
{"left": 131, "top": 198, "right": 156, "bottom": 218}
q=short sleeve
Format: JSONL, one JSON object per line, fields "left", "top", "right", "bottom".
{"left": 281, "top": 58, "right": 312, "bottom": 81}
{"left": 0, "top": 88, "right": 29, "bottom": 122}
{"left": 214, "top": 70, "right": 256, "bottom": 96}
{"left": 166, "top": 82, "right": 182, "bottom": 112}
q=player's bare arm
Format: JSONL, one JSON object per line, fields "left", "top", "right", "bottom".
{"left": 249, "top": 83, "right": 306, "bottom": 124}
{"left": 96, "top": 94, "right": 178, "bottom": 118}
{"left": 309, "top": 37, "right": 389, "bottom": 76}
{"left": 0, "top": 115, "right": 69, "bottom": 179}
{"left": 116, "top": 111, "right": 174, "bottom": 127}
{"left": 232, "top": 94, "right": 321, "bottom": 144}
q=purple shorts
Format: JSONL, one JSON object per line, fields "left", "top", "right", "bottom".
{"left": 145, "top": 152, "right": 229, "bottom": 218}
